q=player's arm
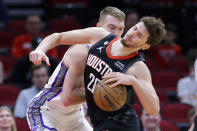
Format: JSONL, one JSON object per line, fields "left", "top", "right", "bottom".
{"left": 29, "top": 27, "right": 109, "bottom": 65}
{"left": 103, "top": 61, "right": 160, "bottom": 116}
{"left": 61, "top": 45, "right": 88, "bottom": 106}
{"left": 61, "top": 67, "right": 86, "bottom": 106}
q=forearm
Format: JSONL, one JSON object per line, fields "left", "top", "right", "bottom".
{"left": 68, "top": 89, "right": 86, "bottom": 105}
{"left": 61, "top": 69, "right": 86, "bottom": 106}
{"left": 61, "top": 88, "right": 86, "bottom": 106}
{"left": 132, "top": 79, "right": 160, "bottom": 116}
{"left": 36, "top": 33, "right": 61, "bottom": 53}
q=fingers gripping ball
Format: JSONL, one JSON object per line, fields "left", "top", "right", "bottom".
{"left": 93, "top": 79, "right": 127, "bottom": 112}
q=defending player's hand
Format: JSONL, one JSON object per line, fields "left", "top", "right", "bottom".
{"left": 102, "top": 72, "right": 136, "bottom": 88}
{"left": 29, "top": 50, "right": 50, "bottom": 66}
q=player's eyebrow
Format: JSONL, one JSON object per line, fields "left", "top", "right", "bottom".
{"left": 108, "top": 24, "right": 115, "bottom": 27}
{"left": 136, "top": 26, "right": 144, "bottom": 39}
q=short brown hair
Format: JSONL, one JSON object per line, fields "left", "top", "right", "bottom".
{"left": 99, "top": 6, "right": 125, "bottom": 24}
{"left": 140, "top": 16, "right": 166, "bottom": 46}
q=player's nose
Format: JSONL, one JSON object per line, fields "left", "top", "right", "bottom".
{"left": 130, "top": 31, "right": 137, "bottom": 37}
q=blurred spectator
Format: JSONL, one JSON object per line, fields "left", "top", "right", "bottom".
{"left": 151, "top": 23, "right": 182, "bottom": 68}
{"left": 124, "top": 9, "right": 139, "bottom": 35}
{"left": 140, "top": 109, "right": 161, "bottom": 131}
{"left": 0, "top": 0, "right": 9, "bottom": 26}
{"left": 11, "top": 37, "right": 58, "bottom": 86}
{"left": 0, "top": 61, "right": 4, "bottom": 84}
{"left": 177, "top": 49, "right": 197, "bottom": 106}
{"left": 0, "top": 106, "right": 17, "bottom": 131}
{"left": 11, "top": 14, "right": 58, "bottom": 59}
{"left": 14, "top": 63, "right": 49, "bottom": 119}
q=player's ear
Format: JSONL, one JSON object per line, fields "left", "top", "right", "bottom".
{"left": 96, "top": 22, "right": 101, "bottom": 27}
{"left": 141, "top": 44, "right": 150, "bottom": 50}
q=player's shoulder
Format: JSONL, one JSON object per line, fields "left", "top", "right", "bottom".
{"left": 63, "top": 44, "right": 88, "bottom": 67}
{"left": 126, "top": 61, "right": 151, "bottom": 80}
{"left": 128, "top": 60, "right": 148, "bottom": 69}
{"left": 68, "top": 44, "right": 89, "bottom": 58}
{"left": 87, "top": 27, "right": 107, "bottom": 31}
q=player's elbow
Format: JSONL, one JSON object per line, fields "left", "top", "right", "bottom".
{"left": 52, "top": 33, "right": 63, "bottom": 45}
{"left": 61, "top": 96, "right": 71, "bottom": 106}
{"left": 62, "top": 99, "right": 70, "bottom": 106}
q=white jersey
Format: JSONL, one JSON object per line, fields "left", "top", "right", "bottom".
{"left": 44, "top": 44, "right": 90, "bottom": 113}
{"left": 38, "top": 49, "right": 81, "bottom": 113}
{"left": 27, "top": 45, "right": 92, "bottom": 131}
{"left": 27, "top": 51, "right": 83, "bottom": 131}
{"left": 44, "top": 51, "right": 81, "bottom": 113}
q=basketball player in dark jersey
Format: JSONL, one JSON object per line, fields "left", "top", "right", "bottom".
{"left": 29, "top": 16, "right": 166, "bottom": 131}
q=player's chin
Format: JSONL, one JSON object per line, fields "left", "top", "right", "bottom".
{"left": 122, "top": 42, "right": 131, "bottom": 48}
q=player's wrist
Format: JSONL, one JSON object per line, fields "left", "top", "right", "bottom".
{"left": 128, "top": 75, "right": 137, "bottom": 86}
{"left": 35, "top": 49, "right": 46, "bottom": 54}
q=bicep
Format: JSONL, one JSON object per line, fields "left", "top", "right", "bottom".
{"left": 58, "top": 27, "right": 107, "bottom": 45}
{"left": 66, "top": 45, "right": 88, "bottom": 76}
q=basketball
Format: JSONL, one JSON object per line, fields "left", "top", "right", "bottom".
{"left": 93, "top": 79, "right": 127, "bottom": 112}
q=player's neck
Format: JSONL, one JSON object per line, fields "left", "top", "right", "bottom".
{"left": 110, "top": 39, "right": 139, "bottom": 57}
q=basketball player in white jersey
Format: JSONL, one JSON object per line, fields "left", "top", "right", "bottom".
{"left": 27, "top": 6, "right": 125, "bottom": 131}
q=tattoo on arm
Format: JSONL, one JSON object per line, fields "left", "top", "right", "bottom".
{"left": 73, "top": 89, "right": 85, "bottom": 97}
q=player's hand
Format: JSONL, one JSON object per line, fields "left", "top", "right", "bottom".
{"left": 29, "top": 50, "right": 50, "bottom": 66}
{"left": 102, "top": 72, "right": 136, "bottom": 88}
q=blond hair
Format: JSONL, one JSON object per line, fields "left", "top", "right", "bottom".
{"left": 99, "top": 6, "right": 125, "bottom": 24}
{"left": 0, "top": 106, "right": 17, "bottom": 131}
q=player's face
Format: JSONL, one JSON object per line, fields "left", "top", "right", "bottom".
{"left": 141, "top": 110, "right": 161, "bottom": 129}
{"left": 121, "top": 22, "right": 150, "bottom": 49}
{"left": 100, "top": 15, "right": 125, "bottom": 37}
{"left": 0, "top": 109, "right": 14, "bottom": 129}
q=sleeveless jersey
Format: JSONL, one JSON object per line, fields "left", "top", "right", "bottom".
{"left": 84, "top": 34, "right": 144, "bottom": 126}
{"left": 27, "top": 48, "right": 84, "bottom": 130}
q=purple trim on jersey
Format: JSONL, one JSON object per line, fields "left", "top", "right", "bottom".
{"left": 48, "top": 62, "right": 67, "bottom": 101}
{"left": 85, "top": 44, "right": 90, "bottom": 49}
{"left": 51, "top": 62, "right": 64, "bottom": 87}
{"left": 43, "top": 125, "right": 57, "bottom": 131}
{"left": 30, "top": 62, "right": 68, "bottom": 130}
{"left": 48, "top": 88, "right": 62, "bottom": 101}
{"left": 60, "top": 65, "right": 67, "bottom": 86}
{"left": 33, "top": 126, "right": 38, "bottom": 131}
{"left": 33, "top": 125, "right": 57, "bottom": 131}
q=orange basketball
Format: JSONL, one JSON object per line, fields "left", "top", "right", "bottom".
{"left": 93, "top": 79, "right": 127, "bottom": 112}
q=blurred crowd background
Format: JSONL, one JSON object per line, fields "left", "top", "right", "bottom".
{"left": 0, "top": 0, "right": 197, "bottom": 131}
